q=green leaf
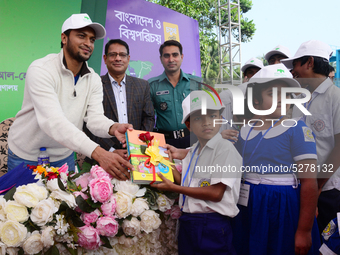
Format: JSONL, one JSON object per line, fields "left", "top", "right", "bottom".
{"left": 100, "top": 236, "right": 113, "bottom": 249}
{"left": 45, "top": 245, "right": 60, "bottom": 255}
{"left": 87, "top": 198, "right": 102, "bottom": 209}
{"left": 75, "top": 195, "right": 95, "bottom": 213}
{"left": 4, "top": 186, "right": 16, "bottom": 201}
{"left": 57, "top": 176, "right": 66, "bottom": 192}
{"left": 56, "top": 201, "right": 69, "bottom": 214}
{"left": 63, "top": 243, "right": 77, "bottom": 255}
{"left": 140, "top": 145, "right": 147, "bottom": 154}
{"left": 72, "top": 216, "right": 85, "bottom": 227}
{"left": 18, "top": 248, "right": 24, "bottom": 255}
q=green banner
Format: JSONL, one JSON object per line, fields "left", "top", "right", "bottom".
{"left": 0, "top": 0, "right": 81, "bottom": 122}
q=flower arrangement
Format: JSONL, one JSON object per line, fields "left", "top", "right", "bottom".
{"left": 0, "top": 162, "right": 180, "bottom": 254}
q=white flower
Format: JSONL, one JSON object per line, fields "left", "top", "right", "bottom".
{"left": 0, "top": 220, "right": 27, "bottom": 247}
{"left": 6, "top": 248, "right": 19, "bottom": 255}
{"left": 54, "top": 215, "right": 70, "bottom": 235}
{"left": 140, "top": 210, "right": 161, "bottom": 234}
{"left": 0, "top": 197, "right": 7, "bottom": 222}
{"left": 0, "top": 241, "right": 6, "bottom": 255}
{"left": 46, "top": 179, "right": 62, "bottom": 192}
{"left": 13, "top": 185, "right": 40, "bottom": 208}
{"left": 113, "top": 180, "right": 146, "bottom": 197}
{"left": 28, "top": 183, "right": 48, "bottom": 201}
{"left": 41, "top": 226, "right": 55, "bottom": 248}
{"left": 118, "top": 235, "right": 139, "bottom": 247}
{"left": 114, "top": 191, "right": 133, "bottom": 218}
{"left": 4, "top": 201, "right": 29, "bottom": 222}
{"left": 122, "top": 217, "right": 141, "bottom": 236}
{"left": 59, "top": 172, "right": 68, "bottom": 182}
{"left": 50, "top": 190, "right": 76, "bottom": 208}
{"left": 156, "top": 194, "right": 174, "bottom": 212}
{"left": 23, "top": 231, "right": 43, "bottom": 255}
{"left": 30, "top": 198, "right": 57, "bottom": 226}
{"left": 130, "top": 198, "right": 149, "bottom": 217}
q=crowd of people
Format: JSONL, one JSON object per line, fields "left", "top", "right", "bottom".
{"left": 6, "top": 13, "right": 340, "bottom": 255}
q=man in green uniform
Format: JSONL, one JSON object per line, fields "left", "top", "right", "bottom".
{"left": 148, "top": 40, "right": 201, "bottom": 148}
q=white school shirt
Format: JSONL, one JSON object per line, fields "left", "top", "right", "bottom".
{"left": 108, "top": 74, "right": 128, "bottom": 124}
{"left": 292, "top": 78, "right": 340, "bottom": 191}
{"left": 179, "top": 133, "right": 242, "bottom": 217}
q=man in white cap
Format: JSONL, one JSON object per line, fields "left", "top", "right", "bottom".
{"left": 265, "top": 44, "right": 291, "bottom": 65}
{"left": 8, "top": 13, "right": 134, "bottom": 180}
{"left": 282, "top": 40, "right": 340, "bottom": 234}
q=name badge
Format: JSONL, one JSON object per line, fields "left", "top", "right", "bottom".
{"left": 156, "top": 90, "right": 169, "bottom": 96}
{"left": 237, "top": 183, "right": 250, "bottom": 207}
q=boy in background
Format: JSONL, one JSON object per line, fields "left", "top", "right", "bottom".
{"left": 152, "top": 90, "right": 242, "bottom": 255}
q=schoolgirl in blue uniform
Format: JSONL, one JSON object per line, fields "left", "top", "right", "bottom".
{"left": 232, "top": 64, "right": 321, "bottom": 255}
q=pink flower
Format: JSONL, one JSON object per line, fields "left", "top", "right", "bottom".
{"left": 96, "top": 216, "right": 119, "bottom": 237}
{"left": 74, "top": 191, "right": 88, "bottom": 200}
{"left": 101, "top": 195, "right": 116, "bottom": 216}
{"left": 90, "top": 165, "right": 111, "bottom": 179}
{"left": 89, "top": 176, "right": 113, "bottom": 203}
{"left": 58, "top": 163, "right": 69, "bottom": 174}
{"left": 75, "top": 173, "right": 91, "bottom": 191}
{"left": 170, "top": 205, "right": 181, "bottom": 219}
{"left": 175, "top": 164, "right": 182, "bottom": 174}
{"left": 78, "top": 225, "right": 102, "bottom": 250}
{"left": 81, "top": 209, "right": 101, "bottom": 225}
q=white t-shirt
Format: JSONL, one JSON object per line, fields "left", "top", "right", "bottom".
{"left": 179, "top": 133, "right": 242, "bottom": 217}
{"left": 292, "top": 78, "right": 340, "bottom": 191}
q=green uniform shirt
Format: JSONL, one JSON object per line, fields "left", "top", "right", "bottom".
{"left": 149, "top": 70, "right": 202, "bottom": 131}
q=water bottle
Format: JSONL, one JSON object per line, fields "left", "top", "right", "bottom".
{"left": 38, "top": 147, "right": 50, "bottom": 167}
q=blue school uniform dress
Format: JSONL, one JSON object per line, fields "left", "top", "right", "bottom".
{"left": 233, "top": 118, "right": 321, "bottom": 255}
{"left": 320, "top": 213, "right": 340, "bottom": 255}
{"left": 178, "top": 133, "right": 242, "bottom": 255}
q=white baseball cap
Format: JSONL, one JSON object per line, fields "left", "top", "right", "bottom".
{"left": 248, "top": 63, "right": 300, "bottom": 88}
{"left": 265, "top": 45, "right": 291, "bottom": 62}
{"left": 241, "top": 57, "right": 264, "bottom": 73}
{"left": 181, "top": 91, "right": 225, "bottom": 124}
{"left": 62, "top": 13, "right": 106, "bottom": 40}
{"left": 281, "top": 40, "right": 333, "bottom": 70}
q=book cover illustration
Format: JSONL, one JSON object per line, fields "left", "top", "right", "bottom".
{"left": 126, "top": 130, "right": 174, "bottom": 184}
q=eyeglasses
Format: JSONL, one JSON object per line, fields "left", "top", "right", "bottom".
{"left": 107, "top": 52, "right": 128, "bottom": 58}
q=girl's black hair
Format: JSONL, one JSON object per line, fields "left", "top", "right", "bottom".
{"left": 243, "top": 80, "right": 290, "bottom": 119}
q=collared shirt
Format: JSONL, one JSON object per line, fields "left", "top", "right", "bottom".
{"left": 149, "top": 70, "right": 201, "bottom": 131}
{"left": 108, "top": 74, "right": 128, "bottom": 124}
{"left": 179, "top": 132, "right": 242, "bottom": 217}
{"left": 292, "top": 78, "right": 340, "bottom": 191}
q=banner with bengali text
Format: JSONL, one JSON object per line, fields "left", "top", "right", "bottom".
{"left": 101, "top": 0, "right": 201, "bottom": 79}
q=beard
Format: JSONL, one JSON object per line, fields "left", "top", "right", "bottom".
{"left": 65, "top": 40, "right": 92, "bottom": 63}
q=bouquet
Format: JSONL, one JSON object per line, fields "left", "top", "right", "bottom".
{"left": 0, "top": 162, "right": 180, "bottom": 254}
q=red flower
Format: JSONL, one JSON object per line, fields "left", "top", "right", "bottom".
{"left": 138, "top": 132, "right": 154, "bottom": 146}
{"left": 47, "top": 172, "right": 59, "bottom": 180}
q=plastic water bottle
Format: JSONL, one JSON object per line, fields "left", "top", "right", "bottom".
{"left": 38, "top": 147, "right": 50, "bottom": 167}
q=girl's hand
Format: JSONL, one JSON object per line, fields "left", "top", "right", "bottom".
{"left": 294, "top": 229, "right": 312, "bottom": 255}
{"left": 151, "top": 172, "right": 176, "bottom": 192}
{"left": 221, "top": 129, "right": 239, "bottom": 144}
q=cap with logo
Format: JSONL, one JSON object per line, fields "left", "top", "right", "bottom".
{"left": 248, "top": 63, "right": 300, "bottom": 88}
{"left": 281, "top": 40, "right": 333, "bottom": 70}
{"left": 265, "top": 45, "right": 291, "bottom": 62}
{"left": 241, "top": 57, "right": 264, "bottom": 73}
{"left": 181, "top": 91, "right": 225, "bottom": 124}
{"left": 62, "top": 13, "right": 106, "bottom": 40}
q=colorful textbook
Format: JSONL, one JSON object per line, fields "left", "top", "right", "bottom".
{"left": 126, "top": 130, "right": 174, "bottom": 184}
